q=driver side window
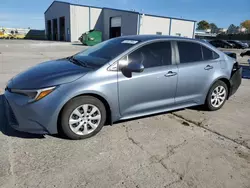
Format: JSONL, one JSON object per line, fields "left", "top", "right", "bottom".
{"left": 127, "top": 41, "right": 172, "bottom": 69}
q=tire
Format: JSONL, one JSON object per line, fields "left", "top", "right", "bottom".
{"left": 205, "top": 80, "right": 228, "bottom": 111}
{"left": 59, "top": 96, "right": 106, "bottom": 140}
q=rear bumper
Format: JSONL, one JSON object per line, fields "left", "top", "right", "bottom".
{"left": 229, "top": 67, "right": 242, "bottom": 97}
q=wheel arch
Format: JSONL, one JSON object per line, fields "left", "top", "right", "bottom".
{"left": 206, "top": 77, "right": 231, "bottom": 101}
{"left": 218, "top": 78, "right": 231, "bottom": 98}
{"left": 57, "top": 93, "right": 113, "bottom": 133}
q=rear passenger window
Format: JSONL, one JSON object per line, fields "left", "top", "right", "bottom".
{"left": 202, "top": 46, "right": 219, "bottom": 60}
{"left": 202, "top": 46, "right": 213, "bottom": 60}
{"left": 213, "top": 52, "right": 220, "bottom": 59}
{"left": 178, "top": 42, "right": 203, "bottom": 63}
{"left": 128, "top": 42, "right": 172, "bottom": 68}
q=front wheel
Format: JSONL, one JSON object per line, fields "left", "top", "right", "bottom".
{"left": 60, "top": 96, "right": 106, "bottom": 140}
{"left": 205, "top": 81, "right": 228, "bottom": 111}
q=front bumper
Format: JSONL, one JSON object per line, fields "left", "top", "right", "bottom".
{"left": 229, "top": 67, "right": 242, "bottom": 97}
{"left": 3, "top": 87, "right": 65, "bottom": 135}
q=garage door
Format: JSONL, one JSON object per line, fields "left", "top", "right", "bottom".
{"left": 111, "top": 17, "right": 121, "bottom": 27}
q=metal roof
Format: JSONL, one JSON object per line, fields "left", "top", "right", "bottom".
{"left": 44, "top": 1, "right": 196, "bottom": 23}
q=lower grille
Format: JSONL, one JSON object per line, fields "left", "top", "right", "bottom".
{"left": 4, "top": 97, "right": 19, "bottom": 127}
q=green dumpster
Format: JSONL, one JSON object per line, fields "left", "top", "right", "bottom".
{"left": 79, "top": 30, "right": 102, "bottom": 46}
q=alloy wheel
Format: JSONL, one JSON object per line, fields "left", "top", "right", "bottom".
{"left": 211, "top": 86, "right": 226, "bottom": 108}
{"left": 69, "top": 104, "right": 101, "bottom": 135}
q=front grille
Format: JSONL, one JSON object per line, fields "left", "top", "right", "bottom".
{"left": 4, "top": 97, "right": 19, "bottom": 127}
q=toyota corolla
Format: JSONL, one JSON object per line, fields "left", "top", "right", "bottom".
{"left": 4, "top": 35, "right": 242, "bottom": 139}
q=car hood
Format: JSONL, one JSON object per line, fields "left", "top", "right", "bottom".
{"left": 7, "top": 59, "right": 93, "bottom": 89}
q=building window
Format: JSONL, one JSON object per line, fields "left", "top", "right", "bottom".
{"left": 176, "top": 33, "right": 181, "bottom": 36}
{"left": 156, "top": 32, "right": 162, "bottom": 35}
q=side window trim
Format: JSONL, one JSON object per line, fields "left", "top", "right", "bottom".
{"left": 171, "top": 41, "right": 179, "bottom": 64}
{"left": 200, "top": 44, "right": 204, "bottom": 60}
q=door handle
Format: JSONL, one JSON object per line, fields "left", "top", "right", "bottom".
{"left": 204, "top": 65, "right": 213, "bottom": 70}
{"left": 165, "top": 71, "right": 177, "bottom": 77}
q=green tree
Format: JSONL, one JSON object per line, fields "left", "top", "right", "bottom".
{"left": 241, "top": 20, "right": 250, "bottom": 31}
{"left": 227, "top": 24, "right": 238, "bottom": 34}
{"left": 209, "top": 23, "right": 218, "bottom": 33}
{"left": 197, "top": 20, "right": 210, "bottom": 30}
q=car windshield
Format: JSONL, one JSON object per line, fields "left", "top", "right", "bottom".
{"left": 73, "top": 38, "right": 140, "bottom": 67}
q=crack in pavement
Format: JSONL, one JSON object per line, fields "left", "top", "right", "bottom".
{"left": 125, "top": 126, "right": 145, "bottom": 151}
{"left": 171, "top": 112, "right": 250, "bottom": 150}
{"left": 156, "top": 141, "right": 186, "bottom": 187}
{"left": 164, "top": 179, "right": 182, "bottom": 188}
{"left": 124, "top": 125, "right": 186, "bottom": 185}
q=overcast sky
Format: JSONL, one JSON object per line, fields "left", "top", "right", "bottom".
{"left": 0, "top": 0, "right": 249, "bottom": 29}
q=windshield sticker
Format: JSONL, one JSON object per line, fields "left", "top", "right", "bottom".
{"left": 121, "top": 40, "right": 139, "bottom": 44}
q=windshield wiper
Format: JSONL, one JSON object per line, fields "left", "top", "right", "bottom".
{"left": 67, "top": 56, "right": 94, "bottom": 69}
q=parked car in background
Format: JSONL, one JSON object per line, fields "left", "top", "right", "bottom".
{"left": 4, "top": 35, "right": 242, "bottom": 140}
{"left": 209, "top": 40, "right": 235, "bottom": 48}
{"left": 227, "top": 40, "right": 249, "bottom": 49}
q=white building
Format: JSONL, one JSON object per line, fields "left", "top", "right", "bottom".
{"left": 44, "top": 1, "right": 196, "bottom": 42}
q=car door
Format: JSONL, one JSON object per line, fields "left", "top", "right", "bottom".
{"left": 174, "top": 41, "right": 220, "bottom": 105}
{"left": 117, "top": 41, "right": 178, "bottom": 118}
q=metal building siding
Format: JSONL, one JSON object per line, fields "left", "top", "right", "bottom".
{"left": 70, "top": 5, "right": 90, "bottom": 42}
{"left": 44, "top": 2, "right": 70, "bottom": 41}
{"left": 103, "top": 9, "right": 138, "bottom": 40}
{"left": 90, "top": 8, "right": 103, "bottom": 31}
{"left": 170, "top": 19, "right": 195, "bottom": 38}
{"left": 139, "top": 15, "right": 170, "bottom": 35}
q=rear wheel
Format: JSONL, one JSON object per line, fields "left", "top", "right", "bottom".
{"left": 205, "top": 80, "right": 228, "bottom": 111}
{"left": 60, "top": 96, "right": 106, "bottom": 140}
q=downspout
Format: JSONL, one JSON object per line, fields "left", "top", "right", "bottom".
{"left": 169, "top": 18, "right": 172, "bottom": 36}
{"left": 192, "top": 22, "right": 196, "bottom": 39}
{"left": 137, "top": 13, "right": 141, "bottom": 35}
{"left": 89, "top": 7, "right": 91, "bottom": 31}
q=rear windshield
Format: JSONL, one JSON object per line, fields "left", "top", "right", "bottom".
{"left": 74, "top": 38, "right": 140, "bottom": 67}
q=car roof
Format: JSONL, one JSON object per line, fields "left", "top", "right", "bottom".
{"left": 116, "top": 35, "right": 197, "bottom": 42}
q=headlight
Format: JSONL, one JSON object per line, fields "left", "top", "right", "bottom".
{"left": 10, "top": 86, "right": 56, "bottom": 102}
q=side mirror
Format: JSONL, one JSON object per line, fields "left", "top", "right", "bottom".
{"left": 126, "top": 62, "right": 144, "bottom": 73}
